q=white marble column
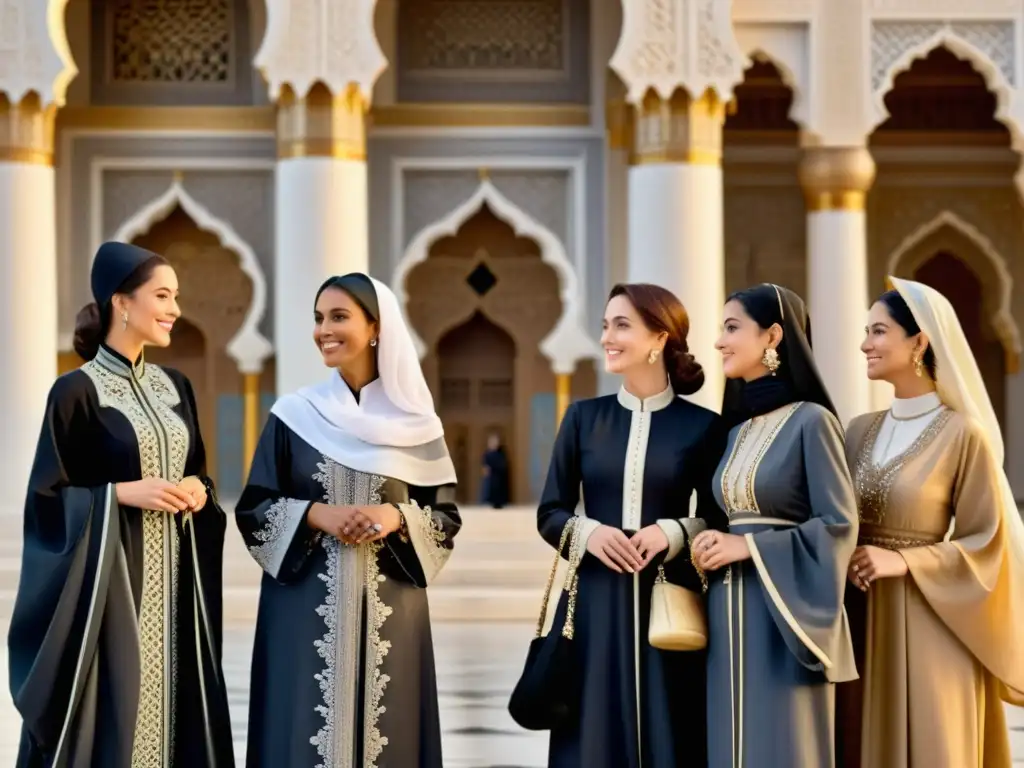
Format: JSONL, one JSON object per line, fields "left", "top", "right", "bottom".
{"left": 610, "top": 0, "right": 745, "bottom": 412}
{"left": 0, "top": 1, "right": 76, "bottom": 510}
{"left": 798, "top": 146, "right": 877, "bottom": 426}
{"left": 625, "top": 92, "right": 727, "bottom": 411}
{"left": 256, "top": 0, "right": 386, "bottom": 395}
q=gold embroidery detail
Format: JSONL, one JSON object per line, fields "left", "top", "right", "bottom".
{"left": 853, "top": 409, "right": 952, "bottom": 525}
{"left": 719, "top": 404, "right": 801, "bottom": 517}
{"left": 81, "top": 355, "right": 189, "bottom": 767}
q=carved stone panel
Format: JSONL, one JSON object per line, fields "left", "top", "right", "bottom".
{"left": 90, "top": 0, "right": 255, "bottom": 105}
{"left": 396, "top": 0, "right": 590, "bottom": 103}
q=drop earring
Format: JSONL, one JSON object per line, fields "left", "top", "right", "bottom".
{"left": 648, "top": 348, "right": 660, "bottom": 365}
{"left": 913, "top": 356, "right": 924, "bottom": 378}
{"left": 370, "top": 338, "right": 377, "bottom": 348}
{"left": 762, "top": 347, "right": 780, "bottom": 375}
{"left": 122, "top": 311, "right": 129, "bottom": 331}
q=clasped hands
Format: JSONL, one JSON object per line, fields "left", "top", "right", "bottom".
{"left": 115, "top": 475, "right": 208, "bottom": 514}
{"left": 690, "top": 530, "right": 750, "bottom": 572}
{"left": 586, "top": 524, "right": 669, "bottom": 573}
{"left": 308, "top": 502, "right": 403, "bottom": 546}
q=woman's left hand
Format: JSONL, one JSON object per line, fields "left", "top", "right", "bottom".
{"left": 177, "top": 476, "right": 207, "bottom": 512}
{"left": 629, "top": 525, "right": 669, "bottom": 568}
{"left": 849, "top": 545, "right": 908, "bottom": 590}
{"left": 342, "top": 504, "right": 403, "bottom": 545}
{"left": 691, "top": 531, "right": 750, "bottom": 572}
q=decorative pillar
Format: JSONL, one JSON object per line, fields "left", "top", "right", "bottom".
{"left": 242, "top": 372, "right": 261, "bottom": 473}
{"left": 798, "top": 146, "right": 876, "bottom": 426}
{"left": 0, "top": 1, "right": 76, "bottom": 510}
{"left": 610, "top": 0, "right": 746, "bottom": 413}
{"left": 255, "top": 0, "right": 387, "bottom": 395}
{"left": 555, "top": 372, "right": 572, "bottom": 427}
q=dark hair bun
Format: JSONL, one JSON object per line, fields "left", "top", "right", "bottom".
{"left": 73, "top": 302, "right": 104, "bottom": 361}
{"left": 666, "top": 346, "right": 705, "bottom": 396}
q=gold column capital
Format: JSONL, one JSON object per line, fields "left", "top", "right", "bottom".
{"left": 275, "top": 82, "right": 368, "bottom": 161}
{"left": 798, "top": 146, "right": 876, "bottom": 212}
{"left": 0, "top": 92, "right": 57, "bottom": 166}
{"left": 629, "top": 88, "right": 727, "bottom": 167}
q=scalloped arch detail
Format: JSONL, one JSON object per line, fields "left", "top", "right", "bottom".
{"left": 110, "top": 178, "right": 273, "bottom": 374}
{"left": 393, "top": 178, "right": 600, "bottom": 374}
{"left": 886, "top": 210, "right": 1021, "bottom": 373}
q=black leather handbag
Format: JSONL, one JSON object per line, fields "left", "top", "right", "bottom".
{"left": 507, "top": 517, "right": 584, "bottom": 731}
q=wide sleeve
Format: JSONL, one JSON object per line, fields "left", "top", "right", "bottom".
{"left": 235, "top": 414, "right": 321, "bottom": 583}
{"left": 898, "top": 420, "right": 1024, "bottom": 702}
{"left": 7, "top": 378, "right": 135, "bottom": 760}
{"left": 381, "top": 483, "right": 462, "bottom": 587}
{"left": 658, "top": 415, "right": 729, "bottom": 563}
{"left": 537, "top": 402, "right": 596, "bottom": 557}
{"left": 743, "top": 407, "right": 859, "bottom": 682}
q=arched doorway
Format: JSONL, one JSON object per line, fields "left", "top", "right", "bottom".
{"left": 437, "top": 312, "right": 516, "bottom": 503}
{"left": 131, "top": 203, "right": 256, "bottom": 492}
{"left": 914, "top": 252, "right": 1006, "bottom": 429}
{"left": 405, "top": 202, "right": 597, "bottom": 503}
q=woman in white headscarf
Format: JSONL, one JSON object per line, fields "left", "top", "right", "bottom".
{"left": 838, "top": 277, "right": 1024, "bottom": 768}
{"left": 236, "top": 273, "right": 460, "bottom": 768}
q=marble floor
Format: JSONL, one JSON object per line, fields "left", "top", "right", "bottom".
{"left": 3, "top": 507, "right": 1024, "bottom": 766}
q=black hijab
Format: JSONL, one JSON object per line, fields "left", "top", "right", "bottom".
{"left": 721, "top": 283, "right": 836, "bottom": 427}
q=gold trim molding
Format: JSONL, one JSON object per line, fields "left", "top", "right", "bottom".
{"left": 58, "top": 106, "right": 276, "bottom": 133}
{"left": 629, "top": 89, "right": 728, "bottom": 167}
{"left": 0, "top": 93, "right": 56, "bottom": 166}
{"left": 276, "top": 83, "right": 367, "bottom": 160}
{"left": 371, "top": 103, "right": 589, "bottom": 128}
{"left": 798, "top": 146, "right": 876, "bottom": 212}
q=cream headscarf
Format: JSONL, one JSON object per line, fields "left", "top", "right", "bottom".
{"left": 888, "top": 276, "right": 1024, "bottom": 572}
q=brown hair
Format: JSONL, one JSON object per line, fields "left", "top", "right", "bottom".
{"left": 607, "top": 283, "right": 705, "bottom": 396}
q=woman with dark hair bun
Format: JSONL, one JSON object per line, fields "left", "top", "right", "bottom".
{"left": 532, "top": 282, "right": 725, "bottom": 768}
{"left": 694, "top": 283, "right": 858, "bottom": 767}
{"left": 7, "top": 242, "right": 234, "bottom": 767}
{"left": 838, "top": 279, "right": 1024, "bottom": 767}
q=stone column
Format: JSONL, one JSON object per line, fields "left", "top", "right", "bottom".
{"left": 0, "top": 1, "right": 76, "bottom": 509}
{"left": 610, "top": 0, "right": 745, "bottom": 412}
{"left": 798, "top": 146, "right": 876, "bottom": 426}
{"left": 555, "top": 372, "right": 572, "bottom": 427}
{"left": 256, "top": 0, "right": 387, "bottom": 395}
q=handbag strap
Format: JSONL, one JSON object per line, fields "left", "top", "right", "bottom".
{"left": 534, "top": 516, "right": 583, "bottom": 638}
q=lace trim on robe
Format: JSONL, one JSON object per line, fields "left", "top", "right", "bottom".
{"left": 397, "top": 500, "right": 452, "bottom": 584}
{"left": 246, "top": 498, "right": 309, "bottom": 578}
{"left": 309, "top": 459, "right": 392, "bottom": 768}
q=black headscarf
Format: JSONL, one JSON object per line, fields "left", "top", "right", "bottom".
{"left": 91, "top": 241, "right": 162, "bottom": 306}
{"left": 721, "top": 283, "right": 836, "bottom": 427}
{"left": 315, "top": 273, "right": 380, "bottom": 322}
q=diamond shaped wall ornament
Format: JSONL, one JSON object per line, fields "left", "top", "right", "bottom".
{"left": 466, "top": 263, "right": 498, "bottom": 296}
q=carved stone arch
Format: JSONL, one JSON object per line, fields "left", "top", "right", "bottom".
{"left": 110, "top": 177, "right": 273, "bottom": 373}
{"left": 732, "top": 22, "right": 809, "bottom": 128}
{"left": 394, "top": 178, "right": 601, "bottom": 374}
{"left": 886, "top": 210, "right": 1021, "bottom": 373}
{"left": 871, "top": 31, "right": 1024, "bottom": 140}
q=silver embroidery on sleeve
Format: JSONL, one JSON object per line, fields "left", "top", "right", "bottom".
{"left": 247, "top": 498, "right": 309, "bottom": 578}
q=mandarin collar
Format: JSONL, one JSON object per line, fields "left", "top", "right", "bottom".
{"left": 616, "top": 382, "right": 675, "bottom": 412}
{"left": 95, "top": 343, "right": 146, "bottom": 380}
{"left": 891, "top": 391, "right": 942, "bottom": 419}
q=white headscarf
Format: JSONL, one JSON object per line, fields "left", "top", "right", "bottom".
{"left": 271, "top": 275, "right": 457, "bottom": 488}
{"left": 888, "top": 276, "right": 1024, "bottom": 570}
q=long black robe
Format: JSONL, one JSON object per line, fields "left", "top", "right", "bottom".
{"left": 7, "top": 344, "right": 233, "bottom": 768}
{"left": 536, "top": 386, "right": 726, "bottom": 768}
{"left": 236, "top": 414, "right": 461, "bottom": 768}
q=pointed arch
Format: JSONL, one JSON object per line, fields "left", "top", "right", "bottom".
{"left": 733, "top": 20, "right": 810, "bottom": 129}
{"left": 394, "top": 178, "right": 600, "bottom": 374}
{"left": 871, "top": 33, "right": 1024, "bottom": 140}
{"left": 110, "top": 177, "right": 273, "bottom": 374}
{"left": 886, "top": 210, "right": 1021, "bottom": 372}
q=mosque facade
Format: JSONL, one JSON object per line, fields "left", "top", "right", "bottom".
{"left": 2, "top": 0, "right": 1024, "bottom": 506}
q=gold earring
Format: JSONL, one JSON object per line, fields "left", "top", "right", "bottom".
{"left": 122, "top": 311, "right": 129, "bottom": 331}
{"left": 762, "top": 347, "right": 780, "bottom": 375}
{"left": 913, "top": 356, "right": 924, "bottom": 378}
{"left": 648, "top": 349, "right": 660, "bottom": 365}
{"left": 370, "top": 338, "right": 377, "bottom": 348}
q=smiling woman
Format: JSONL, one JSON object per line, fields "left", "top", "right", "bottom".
{"left": 7, "top": 242, "right": 233, "bottom": 767}
{"left": 235, "top": 272, "right": 460, "bottom": 768}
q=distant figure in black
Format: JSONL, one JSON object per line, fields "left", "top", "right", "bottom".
{"left": 480, "top": 432, "right": 510, "bottom": 508}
